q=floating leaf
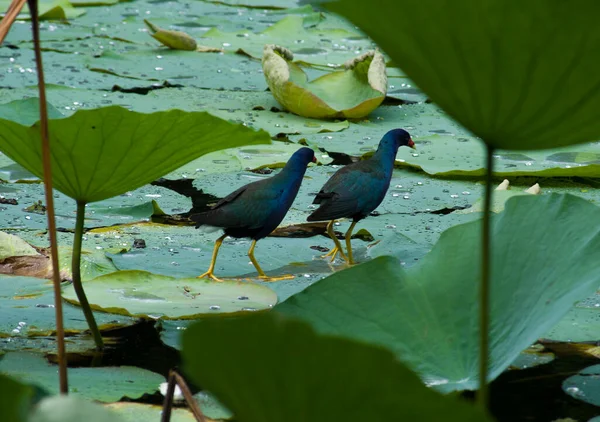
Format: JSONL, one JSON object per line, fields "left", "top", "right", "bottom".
{"left": 105, "top": 403, "right": 194, "bottom": 422}
{"left": 62, "top": 270, "right": 278, "bottom": 318}
{"left": 0, "top": 0, "right": 85, "bottom": 20}
{"left": 0, "top": 352, "right": 163, "bottom": 401}
{"left": 563, "top": 365, "right": 600, "bottom": 406}
{"left": 277, "top": 194, "right": 600, "bottom": 391}
{"left": 328, "top": 0, "right": 600, "bottom": 149}
{"left": 0, "top": 231, "right": 39, "bottom": 259}
{"left": 0, "top": 102, "right": 270, "bottom": 202}
{"left": 182, "top": 313, "right": 491, "bottom": 422}
{"left": 200, "top": 14, "right": 373, "bottom": 65}
{"left": 29, "top": 396, "right": 124, "bottom": 422}
{"left": 0, "top": 274, "right": 136, "bottom": 336}
{"left": 263, "top": 45, "right": 386, "bottom": 119}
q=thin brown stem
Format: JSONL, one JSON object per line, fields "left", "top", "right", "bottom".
{"left": 26, "top": 0, "right": 68, "bottom": 394}
{"left": 0, "top": 0, "right": 28, "bottom": 44}
{"left": 478, "top": 145, "right": 494, "bottom": 409}
{"left": 161, "top": 370, "right": 206, "bottom": 422}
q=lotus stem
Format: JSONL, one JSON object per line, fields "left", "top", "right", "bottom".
{"left": 161, "top": 370, "right": 206, "bottom": 422}
{"left": 27, "top": 0, "right": 69, "bottom": 394}
{"left": 73, "top": 200, "right": 104, "bottom": 350}
{"left": 478, "top": 145, "right": 494, "bottom": 408}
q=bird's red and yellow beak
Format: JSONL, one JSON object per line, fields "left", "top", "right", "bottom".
{"left": 408, "top": 138, "right": 416, "bottom": 150}
{"left": 312, "top": 156, "right": 318, "bottom": 163}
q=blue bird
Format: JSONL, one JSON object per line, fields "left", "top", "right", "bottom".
{"left": 307, "top": 129, "right": 415, "bottom": 264}
{"left": 191, "top": 147, "right": 316, "bottom": 281}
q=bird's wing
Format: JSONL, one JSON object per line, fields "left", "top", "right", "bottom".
{"left": 309, "top": 163, "right": 385, "bottom": 221}
{"left": 192, "top": 178, "right": 284, "bottom": 229}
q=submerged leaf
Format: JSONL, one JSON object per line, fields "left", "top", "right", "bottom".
{"left": 277, "top": 194, "right": 600, "bottom": 391}
{"left": 262, "top": 44, "right": 386, "bottom": 119}
{"left": 0, "top": 102, "right": 270, "bottom": 203}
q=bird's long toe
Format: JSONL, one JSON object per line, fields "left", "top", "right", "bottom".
{"left": 197, "top": 271, "right": 223, "bottom": 282}
{"left": 257, "top": 274, "right": 295, "bottom": 282}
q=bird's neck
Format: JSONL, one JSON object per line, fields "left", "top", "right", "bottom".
{"left": 372, "top": 144, "right": 399, "bottom": 173}
{"left": 277, "top": 161, "right": 309, "bottom": 180}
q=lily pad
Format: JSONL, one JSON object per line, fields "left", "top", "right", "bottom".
{"left": 0, "top": 103, "right": 270, "bottom": 203}
{"left": 0, "top": 231, "right": 39, "bottom": 259}
{"left": 0, "top": 0, "right": 85, "bottom": 20}
{"left": 181, "top": 313, "right": 491, "bottom": 422}
{"left": 61, "top": 270, "right": 278, "bottom": 318}
{"left": 199, "top": 14, "right": 373, "bottom": 66}
{"left": 263, "top": 45, "right": 386, "bottom": 119}
{"left": 31, "top": 396, "right": 124, "bottom": 422}
{"left": 0, "top": 274, "right": 135, "bottom": 336}
{"left": 277, "top": 194, "right": 600, "bottom": 391}
{"left": 563, "top": 365, "right": 600, "bottom": 407}
{"left": 0, "top": 352, "right": 164, "bottom": 402}
{"left": 328, "top": 0, "right": 600, "bottom": 150}
{"left": 105, "top": 403, "right": 194, "bottom": 422}
{"left": 0, "top": 97, "right": 64, "bottom": 125}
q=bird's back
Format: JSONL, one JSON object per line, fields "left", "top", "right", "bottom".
{"left": 192, "top": 172, "right": 303, "bottom": 240}
{"left": 308, "top": 159, "right": 391, "bottom": 222}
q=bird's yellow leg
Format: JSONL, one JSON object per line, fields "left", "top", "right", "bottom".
{"left": 344, "top": 221, "right": 358, "bottom": 265}
{"left": 248, "top": 239, "right": 294, "bottom": 282}
{"left": 321, "top": 220, "right": 347, "bottom": 262}
{"left": 197, "top": 234, "right": 226, "bottom": 281}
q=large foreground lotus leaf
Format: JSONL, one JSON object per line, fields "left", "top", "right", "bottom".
{"left": 0, "top": 101, "right": 270, "bottom": 202}
{"left": 0, "top": 373, "right": 32, "bottom": 422}
{"left": 181, "top": 314, "right": 491, "bottom": 422}
{"left": 328, "top": 0, "right": 600, "bottom": 150}
{"left": 262, "top": 45, "right": 386, "bottom": 119}
{"left": 0, "top": 352, "right": 163, "bottom": 402}
{"left": 62, "top": 270, "right": 278, "bottom": 318}
{"left": 277, "top": 194, "right": 600, "bottom": 391}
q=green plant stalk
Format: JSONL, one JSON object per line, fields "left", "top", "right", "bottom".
{"left": 27, "top": 0, "right": 68, "bottom": 394}
{"left": 478, "top": 145, "right": 494, "bottom": 408}
{"left": 72, "top": 200, "right": 104, "bottom": 350}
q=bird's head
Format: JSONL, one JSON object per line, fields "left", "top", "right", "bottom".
{"left": 381, "top": 128, "right": 415, "bottom": 151}
{"left": 286, "top": 147, "right": 317, "bottom": 171}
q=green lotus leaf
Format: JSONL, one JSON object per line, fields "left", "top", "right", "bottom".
{"left": 30, "top": 396, "right": 124, "bottom": 422}
{"left": 277, "top": 194, "right": 600, "bottom": 391}
{"left": 0, "top": 0, "right": 85, "bottom": 20}
{"left": 0, "top": 274, "right": 136, "bottom": 337}
{"left": 0, "top": 374, "right": 33, "bottom": 422}
{"left": 62, "top": 270, "right": 278, "bottom": 318}
{"left": 0, "top": 352, "right": 163, "bottom": 402}
{"left": 328, "top": 0, "right": 600, "bottom": 150}
{"left": 105, "top": 403, "right": 194, "bottom": 422}
{"left": 262, "top": 44, "right": 386, "bottom": 119}
{"left": 181, "top": 313, "right": 491, "bottom": 422}
{"left": 0, "top": 102, "right": 270, "bottom": 203}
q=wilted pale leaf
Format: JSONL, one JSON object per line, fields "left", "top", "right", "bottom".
{"left": 262, "top": 44, "right": 386, "bottom": 119}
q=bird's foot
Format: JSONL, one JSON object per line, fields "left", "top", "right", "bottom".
{"left": 320, "top": 247, "right": 347, "bottom": 263}
{"left": 257, "top": 274, "right": 295, "bottom": 282}
{"left": 197, "top": 271, "right": 223, "bottom": 282}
